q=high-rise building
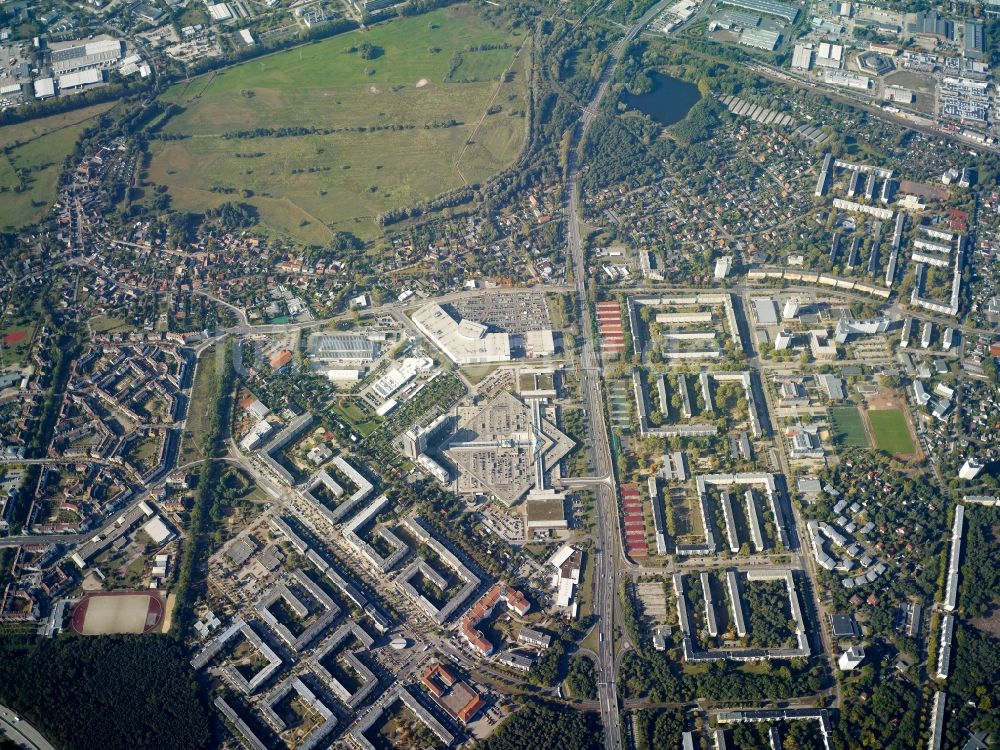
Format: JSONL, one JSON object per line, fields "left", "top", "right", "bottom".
{"left": 838, "top": 645, "right": 865, "bottom": 671}
{"left": 959, "top": 458, "right": 984, "bottom": 480}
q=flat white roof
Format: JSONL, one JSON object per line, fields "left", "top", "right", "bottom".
{"left": 85, "top": 39, "right": 124, "bottom": 57}
{"left": 325, "top": 369, "right": 362, "bottom": 381}
{"left": 556, "top": 577, "right": 576, "bottom": 607}
{"left": 207, "top": 2, "right": 232, "bottom": 20}
{"left": 143, "top": 515, "right": 173, "bottom": 545}
{"left": 411, "top": 303, "right": 511, "bottom": 364}
{"left": 33, "top": 77, "right": 55, "bottom": 98}
{"left": 752, "top": 297, "right": 779, "bottom": 326}
{"left": 375, "top": 398, "right": 398, "bottom": 416}
{"left": 59, "top": 69, "right": 102, "bottom": 88}
{"left": 547, "top": 544, "right": 576, "bottom": 568}
{"left": 525, "top": 329, "right": 555, "bottom": 356}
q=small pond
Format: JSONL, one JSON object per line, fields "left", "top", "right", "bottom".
{"left": 621, "top": 73, "right": 701, "bottom": 126}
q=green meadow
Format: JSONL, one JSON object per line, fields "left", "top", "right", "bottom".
{"left": 828, "top": 406, "right": 870, "bottom": 449}
{"left": 149, "top": 5, "right": 529, "bottom": 243}
{"left": 0, "top": 102, "right": 116, "bottom": 231}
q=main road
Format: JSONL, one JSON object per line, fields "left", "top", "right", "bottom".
{"left": 562, "top": 2, "right": 675, "bottom": 748}
{"left": 739, "top": 291, "right": 842, "bottom": 709}
{"left": 0, "top": 705, "right": 56, "bottom": 750}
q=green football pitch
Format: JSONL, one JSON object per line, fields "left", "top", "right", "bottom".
{"left": 828, "top": 406, "right": 870, "bottom": 448}
{"left": 868, "top": 408, "right": 915, "bottom": 455}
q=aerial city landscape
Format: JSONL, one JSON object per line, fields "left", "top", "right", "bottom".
{"left": 0, "top": 0, "right": 997, "bottom": 746}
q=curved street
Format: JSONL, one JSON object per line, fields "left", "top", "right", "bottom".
{"left": 0, "top": 705, "right": 56, "bottom": 750}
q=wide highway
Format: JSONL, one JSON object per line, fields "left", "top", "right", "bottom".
{"left": 562, "top": 2, "right": 676, "bottom": 748}
{"left": 0, "top": 705, "right": 56, "bottom": 750}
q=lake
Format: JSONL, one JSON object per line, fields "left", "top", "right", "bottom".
{"left": 622, "top": 73, "right": 701, "bottom": 126}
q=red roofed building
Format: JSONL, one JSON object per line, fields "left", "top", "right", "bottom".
{"left": 421, "top": 662, "right": 486, "bottom": 724}
{"left": 460, "top": 583, "right": 531, "bottom": 657}
{"left": 269, "top": 350, "right": 293, "bottom": 370}
{"left": 421, "top": 662, "right": 456, "bottom": 697}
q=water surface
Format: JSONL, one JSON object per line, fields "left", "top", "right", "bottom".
{"left": 622, "top": 73, "right": 701, "bottom": 126}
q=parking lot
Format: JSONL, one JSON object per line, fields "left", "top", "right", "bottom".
{"left": 449, "top": 292, "right": 552, "bottom": 334}
{"left": 0, "top": 44, "right": 31, "bottom": 109}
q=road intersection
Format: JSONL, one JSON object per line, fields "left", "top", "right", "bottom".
{"left": 561, "top": 1, "right": 690, "bottom": 746}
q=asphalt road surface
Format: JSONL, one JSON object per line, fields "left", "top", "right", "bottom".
{"left": 561, "top": 2, "right": 677, "bottom": 747}
{"left": 0, "top": 705, "right": 56, "bottom": 750}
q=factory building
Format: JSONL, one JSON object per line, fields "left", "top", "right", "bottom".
{"left": 49, "top": 39, "right": 124, "bottom": 74}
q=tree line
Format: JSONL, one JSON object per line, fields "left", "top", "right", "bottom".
{"left": 217, "top": 119, "right": 462, "bottom": 140}
{"left": 0, "top": 79, "right": 150, "bottom": 128}
{"left": 171, "top": 341, "right": 234, "bottom": 638}
{"left": 957, "top": 505, "right": 999, "bottom": 618}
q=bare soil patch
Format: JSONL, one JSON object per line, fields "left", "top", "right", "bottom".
{"left": 969, "top": 608, "right": 1000, "bottom": 639}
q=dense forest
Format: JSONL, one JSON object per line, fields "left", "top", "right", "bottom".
{"left": 481, "top": 701, "right": 603, "bottom": 750}
{"left": 633, "top": 707, "right": 684, "bottom": 750}
{"left": 945, "top": 623, "right": 1000, "bottom": 744}
{"left": 566, "top": 654, "right": 598, "bottom": 699}
{"left": 619, "top": 647, "right": 825, "bottom": 703}
{"left": 669, "top": 97, "right": 724, "bottom": 146}
{"left": 957, "top": 506, "right": 1000, "bottom": 618}
{"left": 745, "top": 580, "right": 795, "bottom": 648}
{"left": 0, "top": 635, "right": 211, "bottom": 750}
{"left": 836, "top": 669, "right": 922, "bottom": 749}
{"left": 526, "top": 633, "right": 566, "bottom": 687}
{"left": 580, "top": 114, "right": 663, "bottom": 194}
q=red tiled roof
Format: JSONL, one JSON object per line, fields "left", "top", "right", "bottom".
{"left": 460, "top": 583, "right": 531, "bottom": 657}
{"left": 269, "top": 350, "right": 292, "bottom": 369}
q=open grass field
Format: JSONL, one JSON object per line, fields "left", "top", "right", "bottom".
{"left": 867, "top": 408, "right": 916, "bottom": 455}
{"left": 149, "top": 5, "right": 528, "bottom": 243}
{"left": 0, "top": 102, "right": 116, "bottom": 231}
{"left": 828, "top": 406, "right": 870, "bottom": 448}
{"left": 180, "top": 343, "right": 221, "bottom": 465}
{"left": 129, "top": 433, "right": 164, "bottom": 470}
{"left": 89, "top": 314, "right": 136, "bottom": 335}
{"left": 461, "top": 362, "right": 504, "bottom": 384}
{"left": 0, "top": 320, "right": 39, "bottom": 368}
{"left": 331, "top": 398, "right": 379, "bottom": 437}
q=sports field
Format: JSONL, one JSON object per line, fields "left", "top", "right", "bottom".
{"left": 0, "top": 102, "right": 117, "bottom": 231}
{"left": 828, "top": 406, "right": 870, "bottom": 448}
{"left": 149, "top": 5, "right": 529, "bottom": 243}
{"left": 868, "top": 408, "right": 916, "bottom": 455}
{"left": 0, "top": 321, "right": 39, "bottom": 368}
{"left": 71, "top": 592, "right": 164, "bottom": 635}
